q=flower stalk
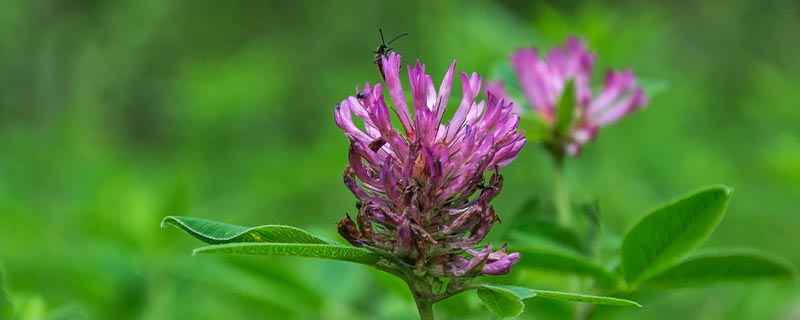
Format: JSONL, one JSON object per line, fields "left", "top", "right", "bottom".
{"left": 408, "top": 280, "right": 436, "bottom": 320}
{"left": 414, "top": 298, "right": 434, "bottom": 320}
{"left": 553, "top": 156, "right": 571, "bottom": 227}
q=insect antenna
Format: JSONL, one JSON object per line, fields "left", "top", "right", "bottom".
{"left": 379, "top": 28, "right": 387, "bottom": 46}
{"left": 385, "top": 33, "right": 409, "bottom": 46}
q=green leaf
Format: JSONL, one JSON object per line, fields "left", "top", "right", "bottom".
{"left": 515, "top": 247, "right": 618, "bottom": 286}
{"left": 477, "top": 285, "right": 529, "bottom": 318}
{"left": 555, "top": 79, "right": 576, "bottom": 136}
{"left": 641, "top": 249, "right": 798, "bottom": 288}
{"left": 481, "top": 284, "right": 537, "bottom": 299}
{"left": 478, "top": 284, "right": 640, "bottom": 315}
{"left": 193, "top": 243, "right": 381, "bottom": 266}
{"left": 621, "top": 186, "right": 733, "bottom": 284}
{"left": 161, "top": 216, "right": 329, "bottom": 245}
{"left": 532, "top": 289, "right": 641, "bottom": 307}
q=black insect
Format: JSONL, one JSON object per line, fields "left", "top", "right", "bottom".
{"left": 374, "top": 28, "right": 408, "bottom": 80}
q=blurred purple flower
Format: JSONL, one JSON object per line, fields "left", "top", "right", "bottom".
{"left": 334, "top": 52, "right": 526, "bottom": 277}
{"left": 489, "top": 36, "right": 648, "bottom": 155}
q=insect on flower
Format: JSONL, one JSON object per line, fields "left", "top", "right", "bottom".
{"left": 335, "top": 52, "right": 526, "bottom": 278}
{"left": 373, "top": 28, "right": 408, "bottom": 80}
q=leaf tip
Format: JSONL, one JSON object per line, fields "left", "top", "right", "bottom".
{"left": 160, "top": 216, "right": 175, "bottom": 228}
{"left": 721, "top": 185, "right": 734, "bottom": 196}
{"left": 703, "top": 184, "right": 733, "bottom": 197}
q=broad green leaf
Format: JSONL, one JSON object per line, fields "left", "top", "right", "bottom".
{"left": 641, "top": 249, "right": 798, "bottom": 288}
{"left": 555, "top": 80, "right": 576, "bottom": 136}
{"left": 161, "top": 216, "right": 329, "bottom": 245}
{"left": 477, "top": 285, "right": 528, "bottom": 318}
{"left": 193, "top": 243, "right": 381, "bottom": 266}
{"left": 515, "top": 247, "right": 618, "bottom": 286}
{"left": 621, "top": 186, "right": 732, "bottom": 284}
{"left": 532, "top": 289, "right": 641, "bottom": 307}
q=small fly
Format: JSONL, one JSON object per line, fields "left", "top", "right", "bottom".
{"left": 373, "top": 28, "right": 408, "bottom": 80}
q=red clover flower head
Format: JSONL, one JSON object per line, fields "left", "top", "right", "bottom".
{"left": 334, "top": 52, "right": 525, "bottom": 277}
{"left": 489, "top": 36, "right": 649, "bottom": 155}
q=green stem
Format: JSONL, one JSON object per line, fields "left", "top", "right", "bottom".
{"left": 405, "top": 277, "right": 435, "bottom": 320}
{"left": 414, "top": 297, "right": 435, "bottom": 320}
{"left": 553, "top": 155, "right": 584, "bottom": 319}
{"left": 553, "top": 156, "right": 572, "bottom": 227}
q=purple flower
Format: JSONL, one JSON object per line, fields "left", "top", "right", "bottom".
{"left": 334, "top": 52, "right": 526, "bottom": 277}
{"left": 481, "top": 243, "right": 521, "bottom": 275}
{"left": 489, "top": 36, "right": 648, "bottom": 155}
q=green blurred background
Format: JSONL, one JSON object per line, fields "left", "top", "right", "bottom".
{"left": 1, "top": 0, "right": 798, "bottom": 319}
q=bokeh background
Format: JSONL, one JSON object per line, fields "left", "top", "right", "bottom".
{"left": 1, "top": 0, "right": 799, "bottom": 319}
